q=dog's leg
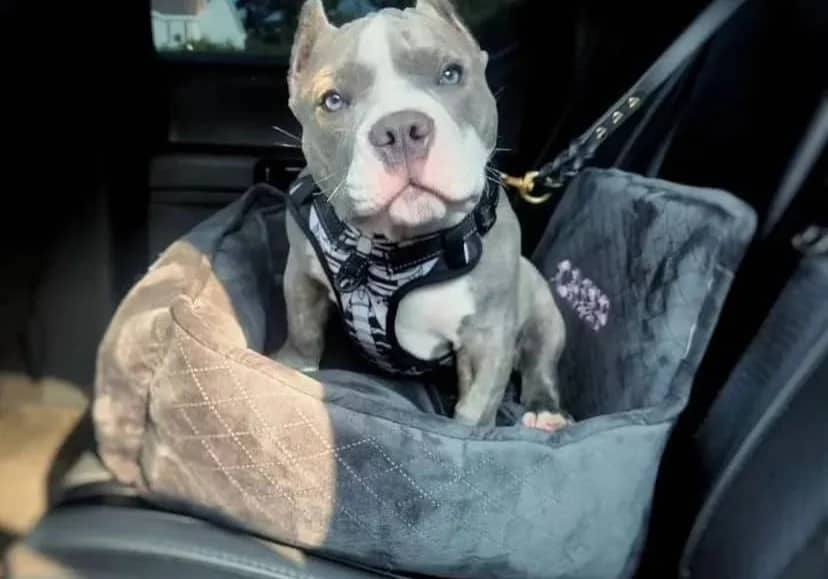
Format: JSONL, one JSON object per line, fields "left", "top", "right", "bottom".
{"left": 517, "top": 260, "right": 570, "bottom": 432}
{"left": 454, "top": 319, "right": 516, "bottom": 427}
{"left": 275, "top": 249, "right": 331, "bottom": 372}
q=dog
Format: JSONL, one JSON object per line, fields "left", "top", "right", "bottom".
{"left": 277, "top": 0, "right": 569, "bottom": 431}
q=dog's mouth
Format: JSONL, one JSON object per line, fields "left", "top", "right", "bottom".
{"left": 393, "top": 178, "right": 479, "bottom": 207}
{"left": 348, "top": 173, "right": 482, "bottom": 235}
{"left": 394, "top": 180, "right": 446, "bottom": 202}
{"left": 380, "top": 177, "right": 480, "bottom": 228}
{"left": 382, "top": 181, "right": 448, "bottom": 229}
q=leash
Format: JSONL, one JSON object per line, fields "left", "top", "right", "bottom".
{"left": 501, "top": 0, "right": 752, "bottom": 205}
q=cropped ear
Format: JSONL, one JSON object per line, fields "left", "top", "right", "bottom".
{"left": 289, "top": 0, "right": 335, "bottom": 96}
{"left": 415, "top": 0, "right": 477, "bottom": 46}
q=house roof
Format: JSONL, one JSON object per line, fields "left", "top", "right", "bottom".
{"left": 151, "top": 0, "right": 207, "bottom": 16}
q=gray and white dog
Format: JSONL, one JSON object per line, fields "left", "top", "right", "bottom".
{"left": 278, "top": 0, "right": 569, "bottom": 431}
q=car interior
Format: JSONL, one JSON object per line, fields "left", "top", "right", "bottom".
{"left": 1, "top": 0, "right": 826, "bottom": 577}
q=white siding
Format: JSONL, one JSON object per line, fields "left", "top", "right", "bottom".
{"left": 152, "top": 13, "right": 200, "bottom": 49}
{"left": 152, "top": 0, "right": 246, "bottom": 51}
{"left": 198, "top": 0, "right": 246, "bottom": 49}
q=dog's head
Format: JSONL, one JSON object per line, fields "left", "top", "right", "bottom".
{"left": 288, "top": 0, "right": 497, "bottom": 239}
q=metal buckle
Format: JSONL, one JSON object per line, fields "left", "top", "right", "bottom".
{"left": 501, "top": 170, "right": 559, "bottom": 205}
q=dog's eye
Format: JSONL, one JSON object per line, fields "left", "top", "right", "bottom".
{"left": 320, "top": 90, "right": 346, "bottom": 113}
{"left": 438, "top": 63, "right": 464, "bottom": 86}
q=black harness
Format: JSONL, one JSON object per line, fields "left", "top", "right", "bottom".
{"left": 284, "top": 174, "right": 499, "bottom": 376}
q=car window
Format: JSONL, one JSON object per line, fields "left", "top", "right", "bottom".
{"left": 151, "top": 0, "right": 519, "bottom": 59}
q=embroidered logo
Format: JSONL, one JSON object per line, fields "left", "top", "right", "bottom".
{"left": 553, "top": 260, "right": 610, "bottom": 332}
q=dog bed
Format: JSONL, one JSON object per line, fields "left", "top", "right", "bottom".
{"left": 93, "top": 168, "right": 755, "bottom": 579}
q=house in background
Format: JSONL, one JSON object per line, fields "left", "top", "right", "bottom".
{"left": 152, "top": 0, "right": 247, "bottom": 50}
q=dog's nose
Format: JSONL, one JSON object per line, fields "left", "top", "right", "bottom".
{"left": 368, "top": 111, "right": 434, "bottom": 165}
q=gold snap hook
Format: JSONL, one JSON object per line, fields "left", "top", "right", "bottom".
{"left": 501, "top": 170, "right": 553, "bottom": 205}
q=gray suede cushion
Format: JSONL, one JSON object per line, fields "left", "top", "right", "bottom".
{"left": 93, "top": 169, "right": 756, "bottom": 579}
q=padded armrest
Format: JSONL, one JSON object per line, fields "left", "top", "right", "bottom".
{"left": 7, "top": 504, "right": 399, "bottom": 579}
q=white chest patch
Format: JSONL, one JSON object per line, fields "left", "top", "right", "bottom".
{"left": 395, "top": 276, "right": 476, "bottom": 360}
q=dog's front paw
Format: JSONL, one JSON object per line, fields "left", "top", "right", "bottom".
{"left": 272, "top": 344, "right": 320, "bottom": 373}
{"left": 521, "top": 411, "right": 572, "bottom": 432}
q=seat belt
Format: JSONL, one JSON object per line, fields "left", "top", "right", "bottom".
{"left": 680, "top": 96, "right": 828, "bottom": 578}
{"left": 681, "top": 255, "right": 828, "bottom": 578}
{"left": 761, "top": 95, "right": 828, "bottom": 239}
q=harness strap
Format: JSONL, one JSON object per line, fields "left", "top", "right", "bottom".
{"left": 296, "top": 174, "right": 499, "bottom": 275}
{"left": 284, "top": 173, "right": 499, "bottom": 375}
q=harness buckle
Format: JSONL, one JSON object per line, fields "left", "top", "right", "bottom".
{"left": 335, "top": 237, "right": 373, "bottom": 293}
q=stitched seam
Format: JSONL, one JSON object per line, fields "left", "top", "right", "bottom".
{"left": 173, "top": 333, "right": 371, "bottom": 536}
{"left": 168, "top": 365, "right": 246, "bottom": 376}
{"left": 175, "top": 329, "right": 299, "bottom": 514}
{"left": 294, "top": 407, "right": 429, "bottom": 538}
{"left": 193, "top": 440, "right": 371, "bottom": 472}
{"left": 216, "top": 352, "right": 383, "bottom": 536}
{"left": 177, "top": 404, "right": 264, "bottom": 510}
{"left": 170, "top": 306, "right": 677, "bottom": 445}
{"left": 365, "top": 439, "right": 439, "bottom": 509}
{"left": 412, "top": 436, "right": 570, "bottom": 553}
{"left": 173, "top": 420, "right": 306, "bottom": 440}
{"left": 171, "top": 392, "right": 297, "bottom": 410}
{"left": 335, "top": 412, "right": 513, "bottom": 551}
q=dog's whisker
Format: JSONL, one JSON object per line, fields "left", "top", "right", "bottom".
{"left": 485, "top": 166, "right": 503, "bottom": 179}
{"left": 322, "top": 166, "right": 348, "bottom": 202}
{"left": 325, "top": 180, "right": 344, "bottom": 193}
{"left": 325, "top": 125, "right": 352, "bottom": 204}
{"left": 485, "top": 164, "right": 506, "bottom": 187}
{"left": 315, "top": 173, "right": 339, "bottom": 185}
{"left": 271, "top": 124, "right": 302, "bottom": 143}
{"left": 328, "top": 179, "right": 347, "bottom": 203}
{"left": 485, "top": 166, "right": 504, "bottom": 178}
